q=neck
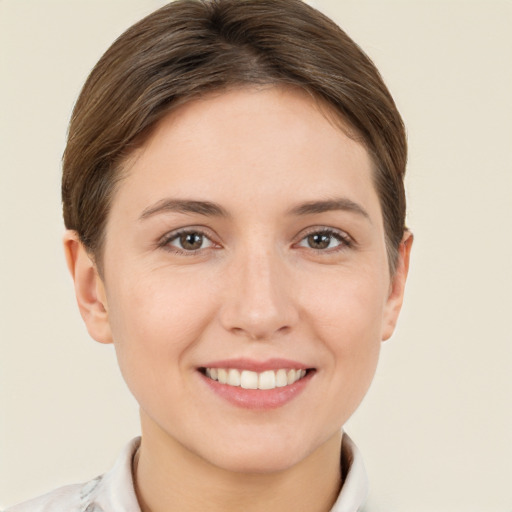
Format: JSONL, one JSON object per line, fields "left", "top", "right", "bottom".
{"left": 134, "top": 415, "right": 343, "bottom": 512}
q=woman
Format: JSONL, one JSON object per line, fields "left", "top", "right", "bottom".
{"left": 7, "top": 0, "right": 412, "bottom": 510}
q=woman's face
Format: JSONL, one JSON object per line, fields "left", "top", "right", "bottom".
{"left": 75, "top": 86, "right": 410, "bottom": 473}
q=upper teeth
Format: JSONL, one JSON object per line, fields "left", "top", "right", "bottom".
{"left": 205, "top": 368, "right": 307, "bottom": 390}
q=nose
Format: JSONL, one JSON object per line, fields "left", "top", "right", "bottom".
{"left": 219, "top": 247, "right": 299, "bottom": 341}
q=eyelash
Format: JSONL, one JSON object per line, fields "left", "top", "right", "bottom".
{"left": 158, "top": 228, "right": 218, "bottom": 256}
{"left": 295, "top": 227, "right": 353, "bottom": 253}
{"left": 158, "top": 227, "right": 354, "bottom": 255}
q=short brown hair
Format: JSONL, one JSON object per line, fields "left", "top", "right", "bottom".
{"left": 62, "top": 0, "right": 407, "bottom": 272}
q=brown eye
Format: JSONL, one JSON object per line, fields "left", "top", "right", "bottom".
{"left": 179, "top": 232, "right": 204, "bottom": 250}
{"left": 297, "top": 229, "right": 350, "bottom": 251}
{"left": 164, "top": 230, "right": 214, "bottom": 252}
{"left": 306, "top": 233, "right": 331, "bottom": 249}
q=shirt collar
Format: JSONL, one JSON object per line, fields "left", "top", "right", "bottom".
{"left": 84, "top": 437, "right": 141, "bottom": 511}
{"left": 84, "top": 433, "right": 368, "bottom": 512}
{"left": 330, "top": 432, "right": 369, "bottom": 512}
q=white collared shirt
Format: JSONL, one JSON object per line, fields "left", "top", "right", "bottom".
{"left": 5, "top": 433, "right": 368, "bottom": 512}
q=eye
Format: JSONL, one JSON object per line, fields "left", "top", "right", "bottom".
{"left": 162, "top": 230, "right": 215, "bottom": 253}
{"left": 296, "top": 229, "right": 351, "bottom": 251}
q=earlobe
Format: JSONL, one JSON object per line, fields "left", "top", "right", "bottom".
{"left": 382, "top": 230, "right": 413, "bottom": 341}
{"left": 63, "top": 230, "right": 113, "bottom": 344}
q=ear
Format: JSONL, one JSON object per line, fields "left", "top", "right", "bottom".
{"left": 381, "top": 231, "right": 413, "bottom": 341}
{"left": 63, "top": 230, "right": 113, "bottom": 344}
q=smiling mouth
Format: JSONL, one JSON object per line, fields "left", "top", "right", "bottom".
{"left": 200, "top": 367, "right": 312, "bottom": 390}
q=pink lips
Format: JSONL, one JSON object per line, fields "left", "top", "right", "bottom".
{"left": 198, "top": 358, "right": 314, "bottom": 410}
{"left": 201, "top": 358, "right": 309, "bottom": 372}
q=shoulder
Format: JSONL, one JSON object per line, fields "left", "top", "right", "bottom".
{"left": 4, "top": 437, "right": 141, "bottom": 512}
{"left": 3, "top": 478, "right": 96, "bottom": 512}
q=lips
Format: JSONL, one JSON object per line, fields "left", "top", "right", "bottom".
{"left": 198, "top": 359, "right": 314, "bottom": 409}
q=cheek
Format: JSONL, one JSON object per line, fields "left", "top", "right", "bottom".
{"left": 301, "top": 267, "right": 387, "bottom": 379}
{"left": 103, "top": 270, "right": 221, "bottom": 423}
{"left": 304, "top": 266, "right": 387, "bottom": 336}
{"left": 105, "top": 270, "right": 217, "bottom": 376}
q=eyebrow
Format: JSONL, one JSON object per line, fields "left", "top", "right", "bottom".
{"left": 288, "top": 198, "right": 371, "bottom": 222}
{"left": 139, "top": 197, "right": 370, "bottom": 222}
{"left": 139, "top": 199, "right": 229, "bottom": 220}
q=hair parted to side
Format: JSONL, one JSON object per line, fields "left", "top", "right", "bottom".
{"left": 62, "top": 0, "right": 407, "bottom": 273}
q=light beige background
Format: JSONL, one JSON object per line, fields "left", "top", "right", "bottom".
{"left": 1, "top": 1, "right": 511, "bottom": 510}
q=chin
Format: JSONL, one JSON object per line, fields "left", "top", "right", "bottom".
{"left": 194, "top": 427, "right": 333, "bottom": 475}
{"left": 208, "top": 446, "right": 307, "bottom": 475}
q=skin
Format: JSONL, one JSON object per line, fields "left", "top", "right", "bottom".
{"left": 64, "top": 86, "right": 412, "bottom": 512}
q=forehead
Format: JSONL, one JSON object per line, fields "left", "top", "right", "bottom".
{"left": 114, "top": 86, "right": 380, "bottom": 221}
